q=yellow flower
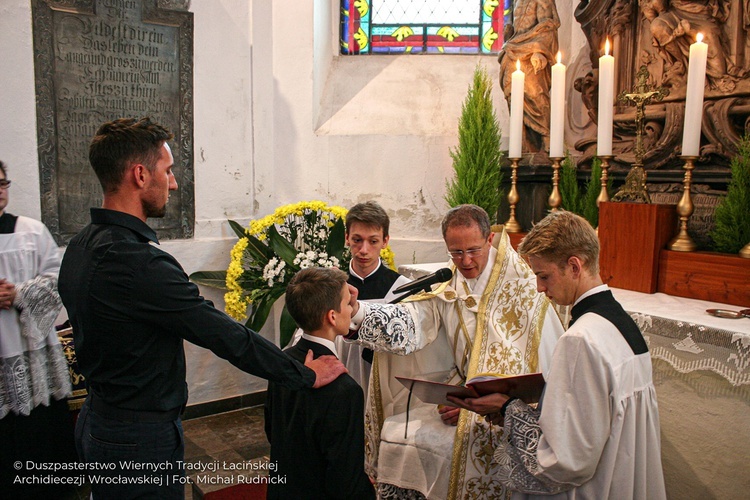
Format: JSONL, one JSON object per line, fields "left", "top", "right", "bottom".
{"left": 380, "top": 246, "right": 397, "bottom": 271}
{"left": 225, "top": 200, "right": 398, "bottom": 324}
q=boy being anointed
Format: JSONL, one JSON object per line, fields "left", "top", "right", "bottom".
{"left": 264, "top": 267, "right": 375, "bottom": 499}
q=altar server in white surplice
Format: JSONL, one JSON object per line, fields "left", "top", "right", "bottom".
{"left": 347, "top": 204, "right": 565, "bottom": 500}
{"left": 449, "top": 210, "right": 666, "bottom": 499}
{"left": 0, "top": 161, "right": 74, "bottom": 497}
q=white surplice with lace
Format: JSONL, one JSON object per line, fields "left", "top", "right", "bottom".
{"left": 0, "top": 216, "right": 70, "bottom": 418}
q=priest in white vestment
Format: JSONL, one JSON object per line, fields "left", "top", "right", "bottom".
{"left": 449, "top": 211, "right": 666, "bottom": 499}
{"left": 348, "top": 204, "right": 565, "bottom": 499}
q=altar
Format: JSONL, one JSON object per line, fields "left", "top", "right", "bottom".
{"left": 398, "top": 263, "right": 750, "bottom": 499}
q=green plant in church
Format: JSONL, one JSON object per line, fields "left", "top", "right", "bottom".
{"left": 445, "top": 64, "right": 504, "bottom": 219}
{"left": 710, "top": 134, "right": 750, "bottom": 254}
{"left": 559, "top": 155, "right": 610, "bottom": 227}
{"left": 559, "top": 154, "right": 583, "bottom": 215}
{"left": 583, "top": 158, "right": 607, "bottom": 227}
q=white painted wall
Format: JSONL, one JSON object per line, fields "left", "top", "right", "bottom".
{"left": 0, "top": 0, "right": 585, "bottom": 404}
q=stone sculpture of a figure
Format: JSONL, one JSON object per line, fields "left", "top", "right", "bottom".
{"left": 498, "top": 0, "right": 561, "bottom": 154}
{"left": 642, "top": 0, "right": 742, "bottom": 91}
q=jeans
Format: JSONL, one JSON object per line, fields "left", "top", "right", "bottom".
{"left": 75, "top": 399, "right": 186, "bottom": 499}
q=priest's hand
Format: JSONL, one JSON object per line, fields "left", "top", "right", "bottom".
{"left": 348, "top": 284, "right": 359, "bottom": 315}
{"left": 305, "top": 349, "right": 348, "bottom": 388}
{"left": 437, "top": 405, "right": 461, "bottom": 426}
{"left": 447, "top": 392, "right": 510, "bottom": 426}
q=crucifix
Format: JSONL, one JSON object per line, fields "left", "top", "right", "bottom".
{"left": 612, "top": 66, "right": 669, "bottom": 203}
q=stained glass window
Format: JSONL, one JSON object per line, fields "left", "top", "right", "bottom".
{"left": 340, "top": 0, "right": 512, "bottom": 55}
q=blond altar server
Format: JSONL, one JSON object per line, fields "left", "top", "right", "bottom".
{"left": 348, "top": 204, "right": 565, "bottom": 499}
{"left": 450, "top": 211, "right": 666, "bottom": 499}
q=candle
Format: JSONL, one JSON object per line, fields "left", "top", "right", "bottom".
{"left": 597, "top": 38, "right": 614, "bottom": 156}
{"left": 509, "top": 60, "right": 525, "bottom": 158}
{"left": 681, "top": 33, "right": 707, "bottom": 157}
{"left": 550, "top": 52, "right": 566, "bottom": 157}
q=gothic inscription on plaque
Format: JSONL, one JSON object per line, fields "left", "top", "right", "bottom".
{"left": 32, "top": 0, "right": 194, "bottom": 244}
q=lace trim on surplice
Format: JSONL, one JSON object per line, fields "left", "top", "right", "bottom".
{"left": 494, "top": 399, "right": 569, "bottom": 495}
{"left": 0, "top": 343, "right": 71, "bottom": 418}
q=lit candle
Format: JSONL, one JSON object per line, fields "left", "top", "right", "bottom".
{"left": 550, "top": 52, "right": 566, "bottom": 157}
{"left": 681, "top": 33, "right": 707, "bottom": 157}
{"left": 509, "top": 60, "right": 525, "bottom": 158}
{"left": 597, "top": 38, "right": 614, "bottom": 156}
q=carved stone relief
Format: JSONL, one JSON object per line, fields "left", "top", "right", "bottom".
{"left": 573, "top": 0, "right": 750, "bottom": 174}
{"left": 31, "top": 0, "right": 194, "bottom": 245}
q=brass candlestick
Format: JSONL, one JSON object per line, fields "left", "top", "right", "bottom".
{"left": 505, "top": 157, "right": 522, "bottom": 232}
{"left": 548, "top": 157, "right": 563, "bottom": 211}
{"left": 597, "top": 155, "right": 612, "bottom": 206}
{"left": 668, "top": 156, "right": 698, "bottom": 252}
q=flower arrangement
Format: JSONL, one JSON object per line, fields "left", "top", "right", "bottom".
{"left": 190, "top": 200, "right": 396, "bottom": 347}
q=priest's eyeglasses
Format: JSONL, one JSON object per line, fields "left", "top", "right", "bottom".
{"left": 0, "top": 180, "right": 10, "bottom": 189}
{"left": 447, "top": 247, "right": 483, "bottom": 260}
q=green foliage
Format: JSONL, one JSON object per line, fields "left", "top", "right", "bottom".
{"left": 188, "top": 271, "right": 227, "bottom": 289}
{"left": 560, "top": 155, "right": 583, "bottom": 214}
{"left": 582, "top": 158, "right": 606, "bottom": 227}
{"left": 710, "top": 134, "right": 750, "bottom": 253}
{"left": 445, "top": 64, "right": 504, "bottom": 219}
{"left": 558, "top": 155, "right": 610, "bottom": 227}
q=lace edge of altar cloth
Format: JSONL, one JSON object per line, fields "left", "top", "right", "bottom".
{"left": 634, "top": 312, "right": 750, "bottom": 387}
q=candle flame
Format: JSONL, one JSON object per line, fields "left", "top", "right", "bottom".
{"left": 696, "top": 33, "right": 704, "bottom": 43}
{"left": 556, "top": 52, "right": 562, "bottom": 64}
{"left": 605, "top": 38, "right": 610, "bottom": 56}
{"left": 516, "top": 60, "right": 521, "bottom": 71}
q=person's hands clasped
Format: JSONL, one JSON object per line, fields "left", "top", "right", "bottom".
{"left": 305, "top": 349, "right": 348, "bottom": 388}
{"left": 0, "top": 279, "right": 16, "bottom": 309}
{"left": 447, "top": 392, "right": 510, "bottom": 426}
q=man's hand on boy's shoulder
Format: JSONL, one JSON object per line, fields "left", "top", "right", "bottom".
{"left": 306, "top": 349, "right": 348, "bottom": 388}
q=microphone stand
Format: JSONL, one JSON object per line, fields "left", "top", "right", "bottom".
{"left": 388, "top": 283, "right": 436, "bottom": 304}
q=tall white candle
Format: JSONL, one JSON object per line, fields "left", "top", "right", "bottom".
{"left": 681, "top": 33, "right": 707, "bottom": 157}
{"left": 597, "top": 38, "right": 614, "bottom": 156}
{"left": 550, "top": 52, "right": 566, "bottom": 157}
{"left": 509, "top": 60, "right": 525, "bottom": 158}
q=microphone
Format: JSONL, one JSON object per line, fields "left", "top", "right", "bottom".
{"left": 392, "top": 268, "right": 453, "bottom": 296}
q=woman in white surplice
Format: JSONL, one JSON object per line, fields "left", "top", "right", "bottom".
{"left": 347, "top": 204, "right": 565, "bottom": 500}
{"left": 0, "top": 161, "right": 73, "bottom": 496}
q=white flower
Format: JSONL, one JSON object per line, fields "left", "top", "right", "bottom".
{"left": 262, "top": 257, "right": 287, "bottom": 286}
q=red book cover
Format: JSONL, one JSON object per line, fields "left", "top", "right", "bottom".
{"left": 396, "top": 372, "right": 545, "bottom": 407}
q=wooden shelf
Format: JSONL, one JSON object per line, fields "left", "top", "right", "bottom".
{"left": 657, "top": 250, "right": 750, "bottom": 307}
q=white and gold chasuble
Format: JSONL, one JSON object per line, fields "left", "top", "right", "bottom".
{"left": 354, "top": 230, "right": 564, "bottom": 499}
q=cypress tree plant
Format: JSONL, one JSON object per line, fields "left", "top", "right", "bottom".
{"left": 559, "top": 155, "right": 610, "bottom": 227}
{"left": 710, "top": 134, "right": 750, "bottom": 254}
{"left": 582, "top": 158, "right": 608, "bottom": 227}
{"left": 560, "top": 154, "right": 583, "bottom": 215}
{"left": 445, "top": 64, "right": 504, "bottom": 219}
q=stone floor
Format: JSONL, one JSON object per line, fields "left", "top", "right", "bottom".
{"left": 183, "top": 405, "right": 271, "bottom": 499}
{"left": 63, "top": 405, "right": 271, "bottom": 499}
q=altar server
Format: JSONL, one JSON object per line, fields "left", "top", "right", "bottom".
{"left": 449, "top": 210, "right": 667, "bottom": 499}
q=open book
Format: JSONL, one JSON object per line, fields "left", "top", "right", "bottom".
{"left": 396, "top": 372, "right": 545, "bottom": 407}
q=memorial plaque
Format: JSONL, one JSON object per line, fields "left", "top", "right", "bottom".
{"left": 32, "top": 0, "right": 194, "bottom": 244}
